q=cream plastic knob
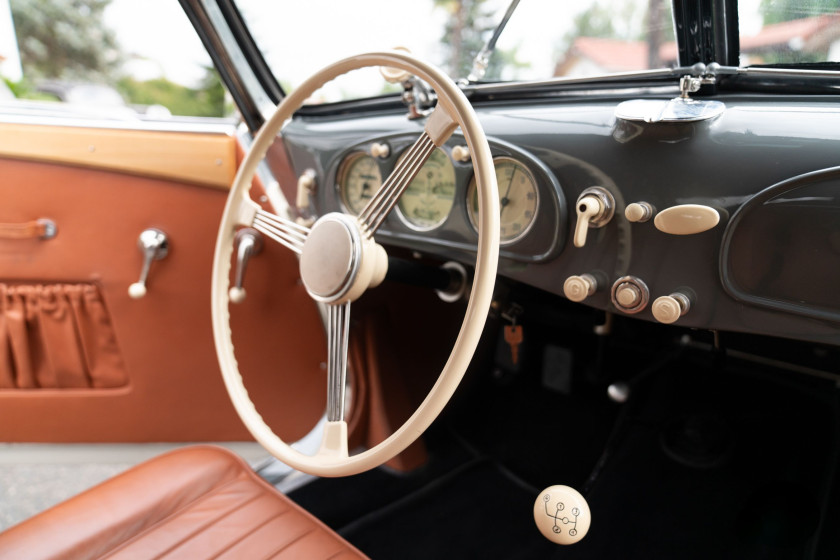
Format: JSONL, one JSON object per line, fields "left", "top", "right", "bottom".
{"left": 228, "top": 286, "right": 247, "bottom": 304}
{"left": 573, "top": 195, "right": 603, "bottom": 248}
{"left": 380, "top": 46, "right": 412, "bottom": 83}
{"left": 652, "top": 293, "right": 690, "bottom": 324}
{"left": 128, "top": 282, "right": 147, "bottom": 299}
{"left": 534, "top": 485, "right": 591, "bottom": 545}
{"left": 615, "top": 283, "right": 641, "bottom": 308}
{"left": 451, "top": 145, "right": 470, "bottom": 162}
{"left": 370, "top": 142, "right": 390, "bottom": 159}
{"left": 625, "top": 202, "right": 654, "bottom": 223}
{"left": 563, "top": 274, "right": 597, "bottom": 303}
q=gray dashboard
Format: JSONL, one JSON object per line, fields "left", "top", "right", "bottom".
{"left": 282, "top": 95, "right": 840, "bottom": 346}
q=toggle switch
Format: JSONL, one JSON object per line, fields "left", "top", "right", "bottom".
{"left": 563, "top": 274, "right": 598, "bottom": 303}
{"left": 534, "top": 485, "right": 591, "bottom": 545}
{"left": 128, "top": 228, "right": 169, "bottom": 299}
{"left": 573, "top": 187, "right": 615, "bottom": 248}
{"left": 652, "top": 292, "right": 691, "bottom": 324}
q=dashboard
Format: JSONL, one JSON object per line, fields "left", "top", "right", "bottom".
{"left": 282, "top": 96, "right": 840, "bottom": 347}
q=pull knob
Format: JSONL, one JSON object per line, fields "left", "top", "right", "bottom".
{"left": 451, "top": 145, "right": 470, "bottom": 162}
{"left": 573, "top": 187, "right": 615, "bottom": 248}
{"left": 652, "top": 292, "right": 691, "bottom": 324}
{"left": 128, "top": 228, "right": 169, "bottom": 299}
{"left": 534, "top": 485, "right": 591, "bottom": 545}
{"left": 229, "top": 228, "right": 264, "bottom": 303}
{"left": 610, "top": 275, "right": 650, "bottom": 314}
{"left": 370, "top": 142, "right": 390, "bottom": 159}
{"left": 625, "top": 201, "right": 655, "bottom": 223}
{"left": 563, "top": 274, "right": 597, "bottom": 303}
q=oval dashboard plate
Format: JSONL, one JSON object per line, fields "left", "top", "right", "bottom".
{"left": 654, "top": 204, "right": 720, "bottom": 235}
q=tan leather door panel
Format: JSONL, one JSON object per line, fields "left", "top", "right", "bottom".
{"left": 0, "top": 124, "right": 326, "bottom": 442}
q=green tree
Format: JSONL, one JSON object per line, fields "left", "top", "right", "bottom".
{"left": 434, "top": 0, "right": 527, "bottom": 81}
{"left": 10, "top": 0, "right": 123, "bottom": 82}
{"left": 116, "top": 67, "right": 230, "bottom": 118}
{"left": 760, "top": 0, "right": 840, "bottom": 25}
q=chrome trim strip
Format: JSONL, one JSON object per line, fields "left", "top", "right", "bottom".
{"left": 0, "top": 109, "right": 236, "bottom": 135}
{"left": 201, "top": 0, "right": 275, "bottom": 120}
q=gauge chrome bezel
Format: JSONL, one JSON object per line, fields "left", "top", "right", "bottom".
{"left": 336, "top": 151, "right": 382, "bottom": 216}
{"left": 394, "top": 147, "right": 457, "bottom": 232}
{"left": 467, "top": 156, "right": 540, "bottom": 245}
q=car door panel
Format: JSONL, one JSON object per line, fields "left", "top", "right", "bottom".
{"left": 0, "top": 122, "right": 326, "bottom": 443}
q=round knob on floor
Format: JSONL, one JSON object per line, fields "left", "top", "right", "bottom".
{"left": 534, "top": 485, "right": 591, "bottom": 545}
{"left": 563, "top": 274, "right": 597, "bottom": 303}
{"left": 652, "top": 293, "right": 691, "bottom": 324}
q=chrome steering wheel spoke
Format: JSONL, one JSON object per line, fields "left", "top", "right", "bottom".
{"left": 252, "top": 208, "right": 309, "bottom": 254}
{"left": 326, "top": 301, "right": 351, "bottom": 423}
{"left": 358, "top": 106, "right": 457, "bottom": 236}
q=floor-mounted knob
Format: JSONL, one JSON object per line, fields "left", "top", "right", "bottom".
{"left": 534, "top": 485, "right": 591, "bottom": 545}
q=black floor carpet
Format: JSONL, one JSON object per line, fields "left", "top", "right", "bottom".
{"left": 289, "top": 351, "right": 840, "bottom": 559}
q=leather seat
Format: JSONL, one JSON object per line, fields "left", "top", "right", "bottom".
{"left": 0, "top": 445, "right": 367, "bottom": 559}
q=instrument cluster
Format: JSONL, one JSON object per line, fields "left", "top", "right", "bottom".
{"left": 333, "top": 135, "right": 564, "bottom": 262}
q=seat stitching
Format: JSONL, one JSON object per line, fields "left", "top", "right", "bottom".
{"left": 206, "top": 509, "right": 293, "bottom": 560}
{"left": 260, "top": 527, "right": 317, "bottom": 560}
{"left": 157, "top": 487, "right": 279, "bottom": 558}
{"left": 102, "top": 476, "right": 278, "bottom": 558}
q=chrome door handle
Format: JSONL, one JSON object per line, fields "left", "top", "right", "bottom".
{"left": 128, "top": 229, "right": 169, "bottom": 299}
{"left": 229, "top": 228, "right": 263, "bottom": 303}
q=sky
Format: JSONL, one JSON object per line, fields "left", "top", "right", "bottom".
{"left": 2, "top": 0, "right": 767, "bottom": 94}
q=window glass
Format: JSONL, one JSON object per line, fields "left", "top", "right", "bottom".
{"left": 0, "top": 0, "right": 230, "bottom": 119}
{"left": 235, "top": 0, "right": 677, "bottom": 102}
{"left": 738, "top": 0, "right": 840, "bottom": 66}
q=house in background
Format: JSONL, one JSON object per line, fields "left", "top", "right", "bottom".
{"left": 740, "top": 12, "right": 840, "bottom": 64}
{"left": 555, "top": 12, "right": 840, "bottom": 78}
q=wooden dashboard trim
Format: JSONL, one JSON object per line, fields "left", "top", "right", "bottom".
{"left": 0, "top": 123, "right": 236, "bottom": 189}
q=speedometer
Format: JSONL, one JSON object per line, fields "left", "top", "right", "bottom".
{"left": 338, "top": 152, "right": 382, "bottom": 215}
{"left": 396, "top": 148, "right": 456, "bottom": 230}
{"left": 468, "top": 157, "right": 539, "bottom": 244}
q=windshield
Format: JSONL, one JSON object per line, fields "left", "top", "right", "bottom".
{"left": 236, "top": 0, "right": 678, "bottom": 102}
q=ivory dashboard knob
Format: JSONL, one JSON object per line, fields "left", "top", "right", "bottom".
{"left": 625, "top": 202, "right": 654, "bottom": 223}
{"left": 451, "top": 145, "right": 470, "bottom": 162}
{"left": 370, "top": 142, "right": 390, "bottom": 159}
{"left": 651, "top": 292, "right": 691, "bottom": 324}
{"left": 534, "top": 485, "right": 591, "bottom": 545}
{"left": 563, "top": 274, "right": 597, "bottom": 303}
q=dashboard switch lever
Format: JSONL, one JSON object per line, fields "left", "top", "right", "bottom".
{"left": 229, "top": 228, "right": 264, "bottom": 304}
{"left": 128, "top": 228, "right": 169, "bottom": 299}
{"left": 573, "top": 187, "right": 615, "bottom": 248}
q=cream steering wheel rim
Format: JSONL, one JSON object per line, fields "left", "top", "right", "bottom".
{"left": 211, "top": 51, "right": 499, "bottom": 477}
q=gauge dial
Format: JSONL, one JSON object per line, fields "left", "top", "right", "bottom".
{"left": 468, "top": 157, "right": 539, "bottom": 244}
{"left": 338, "top": 153, "right": 382, "bottom": 215}
{"left": 396, "top": 148, "right": 456, "bottom": 230}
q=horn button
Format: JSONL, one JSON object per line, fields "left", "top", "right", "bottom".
{"left": 299, "top": 214, "right": 362, "bottom": 302}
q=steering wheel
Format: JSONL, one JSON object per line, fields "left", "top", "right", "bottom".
{"left": 211, "top": 51, "right": 499, "bottom": 477}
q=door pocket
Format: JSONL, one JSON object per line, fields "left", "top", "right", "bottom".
{"left": 0, "top": 283, "right": 127, "bottom": 389}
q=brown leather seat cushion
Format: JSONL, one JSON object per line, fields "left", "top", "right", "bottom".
{"left": 0, "top": 445, "right": 367, "bottom": 559}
